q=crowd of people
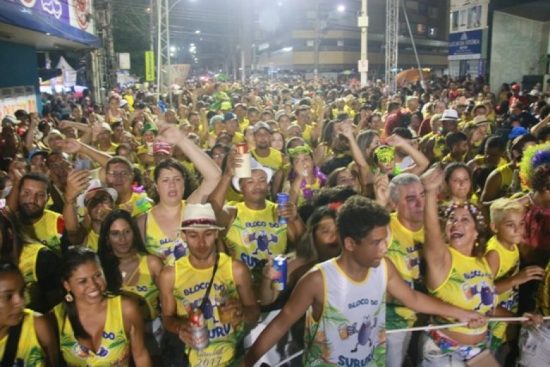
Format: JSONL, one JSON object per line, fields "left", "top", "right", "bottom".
{"left": 0, "top": 73, "right": 549, "bottom": 367}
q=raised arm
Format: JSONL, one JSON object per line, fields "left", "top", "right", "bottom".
{"left": 24, "top": 113, "right": 39, "bottom": 152}
{"left": 420, "top": 167, "right": 452, "bottom": 290}
{"left": 208, "top": 148, "right": 238, "bottom": 228}
{"left": 156, "top": 123, "right": 221, "bottom": 204}
{"left": 62, "top": 169, "right": 91, "bottom": 246}
{"left": 387, "top": 134, "right": 429, "bottom": 175}
{"left": 61, "top": 138, "right": 112, "bottom": 168}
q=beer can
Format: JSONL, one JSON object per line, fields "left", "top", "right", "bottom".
{"left": 272, "top": 255, "right": 287, "bottom": 291}
{"left": 276, "top": 192, "right": 289, "bottom": 225}
{"left": 189, "top": 309, "right": 209, "bottom": 350}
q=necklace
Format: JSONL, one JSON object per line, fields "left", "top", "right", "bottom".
{"left": 120, "top": 255, "right": 140, "bottom": 285}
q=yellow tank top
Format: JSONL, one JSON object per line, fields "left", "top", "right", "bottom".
{"left": 304, "top": 258, "right": 386, "bottom": 366}
{"left": 385, "top": 213, "right": 424, "bottom": 329}
{"left": 31, "top": 210, "right": 63, "bottom": 254}
{"left": 144, "top": 202, "right": 187, "bottom": 265}
{"left": 173, "top": 253, "right": 239, "bottom": 366}
{"left": 430, "top": 247, "right": 495, "bottom": 335}
{"left": 0, "top": 309, "right": 45, "bottom": 366}
{"left": 118, "top": 192, "right": 153, "bottom": 217}
{"left": 225, "top": 201, "right": 287, "bottom": 289}
{"left": 122, "top": 254, "right": 159, "bottom": 320}
{"left": 251, "top": 148, "right": 283, "bottom": 171}
{"left": 496, "top": 164, "right": 513, "bottom": 194}
{"left": 485, "top": 236, "right": 520, "bottom": 344}
{"left": 84, "top": 230, "right": 99, "bottom": 252}
{"left": 55, "top": 296, "right": 130, "bottom": 367}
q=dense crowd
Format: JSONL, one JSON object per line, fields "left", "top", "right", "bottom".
{"left": 0, "top": 74, "right": 549, "bottom": 367}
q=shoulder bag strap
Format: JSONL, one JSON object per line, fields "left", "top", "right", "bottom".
{"left": 1, "top": 318, "right": 24, "bottom": 367}
{"left": 199, "top": 253, "right": 219, "bottom": 312}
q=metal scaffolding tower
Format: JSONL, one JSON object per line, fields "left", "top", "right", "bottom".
{"left": 154, "top": 0, "right": 172, "bottom": 97}
{"left": 93, "top": 0, "right": 116, "bottom": 101}
{"left": 385, "top": 0, "right": 399, "bottom": 93}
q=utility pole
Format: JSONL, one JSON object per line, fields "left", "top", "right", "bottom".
{"left": 313, "top": 0, "right": 321, "bottom": 83}
{"left": 357, "top": 0, "right": 369, "bottom": 87}
{"left": 385, "top": 0, "right": 398, "bottom": 93}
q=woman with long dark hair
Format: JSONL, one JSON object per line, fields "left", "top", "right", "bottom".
{"left": 54, "top": 247, "right": 151, "bottom": 366}
{"left": 98, "top": 209, "right": 162, "bottom": 360}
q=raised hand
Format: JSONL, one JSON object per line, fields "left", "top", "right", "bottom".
{"left": 61, "top": 138, "right": 82, "bottom": 154}
{"left": 421, "top": 166, "right": 444, "bottom": 193}
{"left": 65, "top": 169, "right": 91, "bottom": 203}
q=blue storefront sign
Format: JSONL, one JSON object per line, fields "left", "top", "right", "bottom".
{"left": 0, "top": 0, "right": 100, "bottom": 47}
{"left": 448, "top": 30, "right": 482, "bottom": 60}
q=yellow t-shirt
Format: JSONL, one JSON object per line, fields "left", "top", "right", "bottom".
{"left": 385, "top": 213, "right": 424, "bottom": 329}
{"left": 84, "top": 230, "right": 99, "bottom": 252}
{"left": 430, "top": 247, "right": 495, "bottom": 335}
{"left": 251, "top": 148, "right": 283, "bottom": 172}
{"left": 173, "top": 253, "right": 240, "bottom": 366}
{"left": 118, "top": 192, "right": 153, "bottom": 217}
{"left": 231, "top": 132, "right": 245, "bottom": 144}
{"left": 55, "top": 296, "right": 130, "bottom": 367}
{"left": 0, "top": 309, "right": 45, "bottom": 366}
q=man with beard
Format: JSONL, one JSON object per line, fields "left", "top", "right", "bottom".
{"left": 320, "top": 114, "right": 354, "bottom": 175}
{"left": 250, "top": 121, "right": 284, "bottom": 196}
{"left": 63, "top": 177, "right": 117, "bottom": 251}
{"left": 16, "top": 173, "right": 64, "bottom": 254}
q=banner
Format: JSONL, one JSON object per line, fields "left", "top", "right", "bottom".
{"left": 5, "top": 0, "right": 95, "bottom": 35}
{"left": 145, "top": 51, "right": 155, "bottom": 81}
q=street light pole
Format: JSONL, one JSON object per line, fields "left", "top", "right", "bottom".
{"left": 358, "top": 0, "right": 369, "bottom": 87}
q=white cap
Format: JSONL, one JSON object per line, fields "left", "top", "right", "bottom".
{"left": 441, "top": 109, "right": 459, "bottom": 121}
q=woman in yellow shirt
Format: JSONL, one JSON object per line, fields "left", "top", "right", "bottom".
{"left": 136, "top": 124, "right": 221, "bottom": 265}
{"left": 55, "top": 247, "right": 151, "bottom": 366}
{"left": 97, "top": 210, "right": 163, "bottom": 359}
{"left": 421, "top": 167, "right": 496, "bottom": 365}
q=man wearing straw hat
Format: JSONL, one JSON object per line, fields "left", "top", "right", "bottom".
{"left": 159, "top": 203, "right": 259, "bottom": 367}
{"left": 243, "top": 196, "right": 484, "bottom": 366}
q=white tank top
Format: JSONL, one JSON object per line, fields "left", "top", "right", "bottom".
{"left": 303, "top": 258, "right": 387, "bottom": 366}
